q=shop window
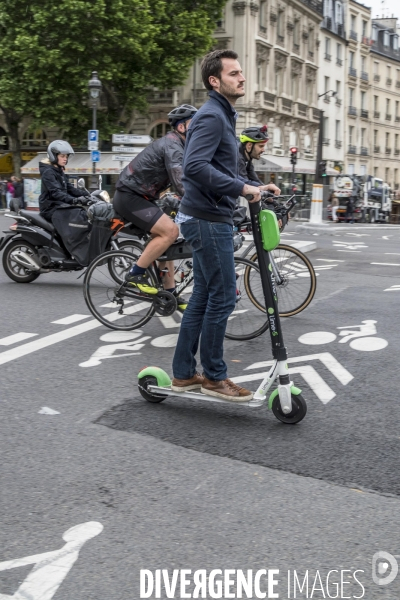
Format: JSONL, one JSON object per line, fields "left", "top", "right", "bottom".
{"left": 22, "top": 129, "right": 47, "bottom": 148}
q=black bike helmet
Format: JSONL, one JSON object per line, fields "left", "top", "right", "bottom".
{"left": 239, "top": 125, "right": 269, "bottom": 143}
{"left": 168, "top": 104, "right": 197, "bottom": 127}
{"left": 47, "top": 140, "right": 75, "bottom": 164}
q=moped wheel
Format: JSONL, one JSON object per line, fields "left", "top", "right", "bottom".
{"left": 84, "top": 250, "right": 157, "bottom": 330}
{"left": 271, "top": 393, "right": 307, "bottom": 424}
{"left": 2, "top": 240, "right": 40, "bottom": 283}
{"left": 138, "top": 375, "right": 168, "bottom": 403}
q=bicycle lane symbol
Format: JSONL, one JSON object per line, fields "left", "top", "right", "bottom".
{"left": 298, "top": 320, "right": 388, "bottom": 352}
{"left": 0, "top": 522, "right": 103, "bottom": 600}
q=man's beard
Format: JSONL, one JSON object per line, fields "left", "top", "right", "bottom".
{"left": 219, "top": 80, "right": 245, "bottom": 100}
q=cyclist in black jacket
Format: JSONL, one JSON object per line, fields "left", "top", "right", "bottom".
{"left": 237, "top": 125, "right": 268, "bottom": 184}
{"left": 114, "top": 104, "right": 197, "bottom": 295}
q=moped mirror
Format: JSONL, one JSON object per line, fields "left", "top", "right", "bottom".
{"left": 77, "top": 178, "right": 85, "bottom": 189}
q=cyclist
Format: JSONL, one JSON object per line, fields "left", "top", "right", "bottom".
{"left": 114, "top": 104, "right": 197, "bottom": 298}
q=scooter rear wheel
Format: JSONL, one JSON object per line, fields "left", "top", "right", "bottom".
{"left": 138, "top": 375, "right": 168, "bottom": 403}
{"left": 2, "top": 240, "right": 40, "bottom": 283}
{"left": 271, "top": 393, "right": 307, "bottom": 424}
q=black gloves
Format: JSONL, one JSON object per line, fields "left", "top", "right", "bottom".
{"left": 73, "top": 196, "right": 91, "bottom": 206}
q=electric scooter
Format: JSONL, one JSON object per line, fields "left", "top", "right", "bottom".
{"left": 137, "top": 197, "right": 307, "bottom": 424}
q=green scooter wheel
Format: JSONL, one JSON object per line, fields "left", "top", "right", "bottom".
{"left": 138, "top": 376, "right": 168, "bottom": 403}
{"left": 272, "top": 393, "right": 307, "bottom": 424}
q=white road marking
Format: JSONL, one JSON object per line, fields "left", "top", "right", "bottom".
{"left": 371, "top": 262, "right": 400, "bottom": 266}
{"left": 158, "top": 315, "right": 181, "bottom": 329}
{"left": 100, "top": 331, "right": 143, "bottom": 342}
{"left": 337, "top": 250, "right": 361, "bottom": 253}
{"left": 0, "top": 522, "right": 103, "bottom": 600}
{"left": 0, "top": 303, "right": 149, "bottom": 367}
{"left": 232, "top": 366, "right": 335, "bottom": 403}
{"left": 38, "top": 407, "right": 60, "bottom": 415}
{"left": 382, "top": 235, "right": 392, "bottom": 240}
{"left": 0, "top": 332, "right": 38, "bottom": 346}
{"left": 51, "top": 314, "right": 90, "bottom": 325}
{"left": 298, "top": 331, "right": 337, "bottom": 345}
{"left": 345, "top": 233, "right": 370, "bottom": 237}
{"left": 385, "top": 253, "right": 400, "bottom": 255}
{"left": 349, "top": 337, "right": 388, "bottom": 351}
{"left": 150, "top": 334, "right": 179, "bottom": 348}
{"left": 245, "top": 352, "right": 353, "bottom": 385}
{"left": 316, "top": 259, "right": 345, "bottom": 262}
{"left": 384, "top": 285, "right": 400, "bottom": 291}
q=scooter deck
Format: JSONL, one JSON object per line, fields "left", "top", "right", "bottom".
{"left": 147, "top": 385, "right": 266, "bottom": 408}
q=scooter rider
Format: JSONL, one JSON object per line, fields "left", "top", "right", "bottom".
{"left": 39, "top": 141, "right": 90, "bottom": 221}
{"left": 114, "top": 104, "right": 197, "bottom": 295}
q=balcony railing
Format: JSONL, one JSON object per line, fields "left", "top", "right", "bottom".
{"left": 386, "top": 78, "right": 392, "bottom": 86}
{"left": 396, "top": 81, "right": 400, "bottom": 88}
{"left": 361, "top": 109, "right": 369, "bottom": 118}
{"left": 324, "top": 16, "right": 332, "bottom": 29}
{"left": 349, "top": 67, "right": 357, "bottom": 77}
{"left": 335, "top": 140, "right": 342, "bottom": 148}
{"left": 254, "top": 91, "right": 276, "bottom": 109}
{"left": 349, "top": 30, "right": 358, "bottom": 41}
{"left": 361, "top": 71, "right": 369, "bottom": 81}
{"left": 325, "top": 53, "right": 331, "bottom": 61}
{"left": 362, "top": 36, "right": 370, "bottom": 45}
{"left": 277, "top": 35, "right": 284, "bottom": 44}
{"left": 260, "top": 25, "right": 267, "bottom": 33}
{"left": 147, "top": 90, "right": 176, "bottom": 104}
{"left": 348, "top": 145, "right": 357, "bottom": 154}
{"left": 396, "top": 116, "right": 400, "bottom": 122}
{"left": 348, "top": 106, "right": 357, "bottom": 116}
{"left": 337, "top": 24, "right": 344, "bottom": 37}
{"left": 336, "top": 57, "right": 343, "bottom": 66}
{"left": 322, "top": 138, "right": 330, "bottom": 145}
{"left": 335, "top": 98, "right": 342, "bottom": 106}
{"left": 360, "top": 146, "right": 368, "bottom": 155}
{"left": 281, "top": 98, "right": 292, "bottom": 113}
{"left": 385, "top": 147, "right": 392, "bottom": 155}
{"left": 373, "top": 74, "right": 380, "bottom": 82}
{"left": 312, "top": 107, "right": 320, "bottom": 120}
{"left": 395, "top": 148, "right": 400, "bottom": 156}
{"left": 297, "top": 103, "right": 308, "bottom": 117}
{"left": 293, "top": 43, "right": 300, "bottom": 53}
{"left": 385, "top": 114, "right": 392, "bottom": 121}
{"left": 374, "top": 145, "right": 380, "bottom": 153}
{"left": 324, "top": 96, "right": 330, "bottom": 103}
{"left": 374, "top": 110, "right": 380, "bottom": 118}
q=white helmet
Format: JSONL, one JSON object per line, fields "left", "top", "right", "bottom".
{"left": 47, "top": 140, "right": 75, "bottom": 164}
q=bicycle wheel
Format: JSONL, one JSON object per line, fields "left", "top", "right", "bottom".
{"left": 224, "top": 258, "right": 270, "bottom": 341}
{"left": 248, "top": 244, "right": 317, "bottom": 316}
{"left": 84, "top": 250, "right": 158, "bottom": 330}
{"left": 108, "top": 239, "right": 144, "bottom": 284}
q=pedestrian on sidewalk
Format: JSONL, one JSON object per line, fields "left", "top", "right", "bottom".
{"left": 331, "top": 195, "right": 339, "bottom": 222}
{"left": 346, "top": 197, "right": 354, "bottom": 223}
{"left": 6, "top": 178, "right": 14, "bottom": 209}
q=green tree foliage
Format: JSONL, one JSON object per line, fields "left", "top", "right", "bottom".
{"left": 0, "top": 0, "right": 225, "bottom": 173}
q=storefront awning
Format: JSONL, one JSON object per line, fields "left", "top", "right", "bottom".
{"left": 255, "top": 154, "right": 337, "bottom": 176}
{"left": 21, "top": 152, "right": 137, "bottom": 176}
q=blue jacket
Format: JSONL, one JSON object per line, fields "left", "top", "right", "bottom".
{"left": 179, "top": 90, "right": 257, "bottom": 225}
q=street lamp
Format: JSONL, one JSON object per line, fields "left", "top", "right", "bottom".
{"left": 88, "top": 71, "right": 102, "bottom": 189}
{"left": 315, "top": 90, "right": 337, "bottom": 184}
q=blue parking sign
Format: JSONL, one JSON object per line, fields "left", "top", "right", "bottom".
{"left": 88, "top": 129, "right": 99, "bottom": 142}
{"left": 91, "top": 150, "right": 101, "bottom": 162}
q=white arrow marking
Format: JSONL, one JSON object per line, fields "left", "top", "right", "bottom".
{"left": 0, "top": 522, "right": 103, "bottom": 600}
{"left": 245, "top": 352, "right": 353, "bottom": 385}
{"left": 232, "top": 366, "right": 335, "bottom": 403}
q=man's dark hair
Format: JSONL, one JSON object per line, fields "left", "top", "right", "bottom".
{"left": 201, "top": 49, "right": 239, "bottom": 91}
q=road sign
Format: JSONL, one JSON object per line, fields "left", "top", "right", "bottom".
{"left": 91, "top": 151, "right": 101, "bottom": 163}
{"left": 88, "top": 130, "right": 99, "bottom": 142}
{"left": 112, "top": 146, "right": 143, "bottom": 153}
{"left": 88, "top": 141, "right": 99, "bottom": 151}
{"left": 112, "top": 152, "right": 145, "bottom": 161}
{"left": 112, "top": 134, "right": 152, "bottom": 144}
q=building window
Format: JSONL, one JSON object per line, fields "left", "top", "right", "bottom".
{"left": 385, "top": 132, "right": 390, "bottom": 147}
{"left": 324, "top": 76, "right": 330, "bottom": 93}
{"left": 349, "top": 88, "right": 354, "bottom": 106}
{"left": 22, "top": 129, "right": 47, "bottom": 147}
{"left": 350, "top": 14, "right": 356, "bottom": 32}
{"left": 273, "top": 127, "right": 282, "bottom": 147}
{"left": 386, "top": 98, "right": 391, "bottom": 114}
{"left": 289, "top": 132, "right": 297, "bottom": 146}
{"left": 275, "top": 70, "right": 282, "bottom": 95}
{"left": 361, "top": 91, "right": 366, "bottom": 110}
{"left": 361, "top": 56, "right": 366, "bottom": 72}
{"left": 372, "top": 25, "right": 378, "bottom": 42}
{"left": 323, "top": 117, "right": 329, "bottom": 137}
{"left": 383, "top": 31, "right": 389, "bottom": 46}
{"left": 395, "top": 169, "right": 398, "bottom": 185}
{"left": 374, "top": 167, "right": 378, "bottom": 177}
{"left": 349, "top": 51, "right": 355, "bottom": 68}
{"left": 277, "top": 11, "right": 284, "bottom": 41}
{"left": 149, "top": 122, "right": 170, "bottom": 139}
{"left": 336, "top": 80, "right": 341, "bottom": 98}
{"left": 336, "top": 2, "right": 343, "bottom": 23}
{"left": 393, "top": 35, "right": 399, "bottom": 51}
{"left": 304, "top": 134, "right": 311, "bottom": 150}
{"left": 374, "top": 61, "right": 379, "bottom": 75}
{"left": 291, "top": 75, "right": 299, "bottom": 99}
{"left": 396, "top": 101, "right": 399, "bottom": 118}
{"left": 362, "top": 20, "right": 367, "bottom": 37}
{"left": 348, "top": 163, "right": 355, "bottom": 175}
{"left": 387, "top": 66, "right": 391, "bottom": 80}
{"left": 361, "top": 128, "right": 366, "bottom": 146}
{"left": 308, "top": 29, "right": 314, "bottom": 55}
{"left": 373, "top": 96, "right": 378, "bottom": 111}
{"left": 336, "top": 43, "right": 342, "bottom": 62}
{"left": 360, "top": 164, "right": 366, "bottom": 175}
{"left": 395, "top": 134, "right": 399, "bottom": 150}
{"left": 293, "top": 20, "right": 300, "bottom": 46}
{"left": 349, "top": 125, "right": 354, "bottom": 145}
{"left": 325, "top": 37, "right": 331, "bottom": 59}
{"left": 385, "top": 167, "right": 389, "bottom": 183}
{"left": 374, "top": 130, "right": 378, "bottom": 145}
{"left": 335, "top": 120, "right": 341, "bottom": 141}
{"left": 259, "top": 1, "right": 267, "bottom": 32}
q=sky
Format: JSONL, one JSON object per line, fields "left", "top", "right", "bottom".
{"left": 365, "top": 0, "right": 400, "bottom": 20}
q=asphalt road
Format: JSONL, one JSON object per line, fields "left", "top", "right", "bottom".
{"left": 1, "top": 215, "right": 400, "bottom": 599}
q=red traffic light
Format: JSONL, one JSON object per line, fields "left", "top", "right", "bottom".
{"left": 290, "top": 147, "right": 298, "bottom": 153}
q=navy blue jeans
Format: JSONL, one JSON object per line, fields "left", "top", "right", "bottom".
{"left": 172, "top": 218, "right": 236, "bottom": 381}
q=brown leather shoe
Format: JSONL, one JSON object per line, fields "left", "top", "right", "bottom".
{"left": 171, "top": 372, "right": 204, "bottom": 392}
{"left": 201, "top": 377, "right": 253, "bottom": 402}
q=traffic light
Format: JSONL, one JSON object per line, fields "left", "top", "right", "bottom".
{"left": 319, "top": 161, "right": 327, "bottom": 178}
{"left": 290, "top": 146, "right": 298, "bottom": 165}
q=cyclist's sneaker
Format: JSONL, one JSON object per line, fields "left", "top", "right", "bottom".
{"left": 171, "top": 372, "right": 204, "bottom": 392}
{"left": 175, "top": 295, "right": 188, "bottom": 312}
{"left": 201, "top": 377, "right": 253, "bottom": 402}
{"left": 125, "top": 272, "right": 158, "bottom": 295}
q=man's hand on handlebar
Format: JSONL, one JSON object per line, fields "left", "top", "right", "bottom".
{"left": 242, "top": 184, "right": 261, "bottom": 203}
{"left": 259, "top": 183, "right": 281, "bottom": 196}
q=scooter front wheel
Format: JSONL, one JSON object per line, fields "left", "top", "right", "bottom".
{"left": 271, "top": 393, "right": 307, "bottom": 424}
{"left": 138, "top": 375, "right": 168, "bottom": 403}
